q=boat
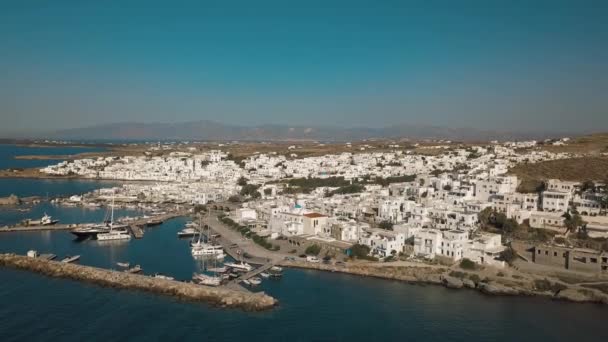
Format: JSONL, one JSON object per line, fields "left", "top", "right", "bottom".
{"left": 270, "top": 272, "right": 283, "bottom": 278}
{"left": 97, "top": 227, "right": 131, "bottom": 241}
{"left": 177, "top": 228, "right": 198, "bottom": 238}
{"left": 146, "top": 219, "right": 163, "bottom": 227}
{"left": 249, "top": 277, "right": 262, "bottom": 285}
{"left": 125, "top": 265, "right": 142, "bottom": 273}
{"left": 191, "top": 244, "right": 225, "bottom": 257}
{"left": 207, "top": 267, "right": 227, "bottom": 273}
{"left": 71, "top": 196, "right": 127, "bottom": 239}
{"left": 185, "top": 221, "right": 198, "bottom": 228}
{"left": 41, "top": 213, "right": 59, "bottom": 226}
{"left": 153, "top": 273, "right": 174, "bottom": 280}
{"left": 60, "top": 255, "right": 80, "bottom": 263}
{"left": 96, "top": 197, "right": 131, "bottom": 241}
{"left": 116, "top": 262, "right": 130, "bottom": 268}
{"left": 193, "top": 273, "right": 221, "bottom": 287}
{"left": 260, "top": 272, "right": 270, "bottom": 278}
{"left": 242, "top": 280, "right": 251, "bottom": 286}
{"left": 270, "top": 266, "right": 283, "bottom": 273}
{"left": 224, "top": 261, "right": 253, "bottom": 272}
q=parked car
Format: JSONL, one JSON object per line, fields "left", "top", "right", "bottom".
{"left": 306, "top": 256, "right": 320, "bottom": 263}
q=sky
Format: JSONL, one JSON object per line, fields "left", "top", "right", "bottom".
{"left": 1, "top": 0, "right": 607, "bottom": 135}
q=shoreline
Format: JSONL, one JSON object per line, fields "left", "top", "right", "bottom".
{"left": 278, "top": 260, "right": 608, "bottom": 305}
{"left": 0, "top": 253, "right": 277, "bottom": 311}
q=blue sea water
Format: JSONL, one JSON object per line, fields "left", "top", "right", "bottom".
{"left": 0, "top": 212, "right": 606, "bottom": 341}
{"left": 0, "top": 147, "right": 607, "bottom": 341}
{"left": 0, "top": 178, "right": 118, "bottom": 198}
{"left": 0, "top": 144, "right": 105, "bottom": 170}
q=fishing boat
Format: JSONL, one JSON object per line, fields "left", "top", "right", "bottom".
{"left": 125, "top": 265, "right": 142, "bottom": 274}
{"left": 270, "top": 266, "right": 283, "bottom": 273}
{"left": 116, "top": 262, "right": 130, "bottom": 268}
{"left": 41, "top": 213, "right": 59, "bottom": 226}
{"left": 260, "top": 272, "right": 270, "bottom": 278}
{"left": 60, "top": 255, "right": 80, "bottom": 263}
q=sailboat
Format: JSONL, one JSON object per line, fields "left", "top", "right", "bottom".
{"left": 97, "top": 196, "right": 131, "bottom": 241}
{"left": 191, "top": 212, "right": 225, "bottom": 258}
{"left": 71, "top": 196, "right": 128, "bottom": 239}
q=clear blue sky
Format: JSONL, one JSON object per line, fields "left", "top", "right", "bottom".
{"left": 1, "top": 0, "right": 607, "bottom": 134}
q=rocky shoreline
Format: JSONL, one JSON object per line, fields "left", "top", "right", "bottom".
{"left": 0, "top": 253, "right": 277, "bottom": 311}
{"left": 279, "top": 261, "right": 608, "bottom": 305}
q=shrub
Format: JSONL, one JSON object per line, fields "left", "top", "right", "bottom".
{"left": 469, "top": 274, "right": 481, "bottom": 284}
{"left": 378, "top": 220, "right": 394, "bottom": 230}
{"left": 459, "top": 258, "right": 476, "bottom": 270}
{"left": 534, "top": 279, "right": 567, "bottom": 293}
{"left": 305, "top": 244, "right": 321, "bottom": 256}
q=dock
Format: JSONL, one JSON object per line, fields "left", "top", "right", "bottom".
{"left": 129, "top": 224, "right": 144, "bottom": 239}
{"left": 231, "top": 262, "right": 275, "bottom": 284}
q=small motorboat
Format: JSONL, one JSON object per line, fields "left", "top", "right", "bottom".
{"left": 270, "top": 266, "right": 283, "bottom": 272}
{"left": 60, "top": 255, "right": 80, "bottom": 263}
{"left": 116, "top": 262, "right": 130, "bottom": 268}
{"left": 249, "top": 277, "right": 262, "bottom": 286}
{"left": 153, "top": 273, "right": 174, "bottom": 281}
{"left": 260, "top": 272, "right": 270, "bottom": 278}
{"left": 125, "top": 265, "right": 142, "bottom": 274}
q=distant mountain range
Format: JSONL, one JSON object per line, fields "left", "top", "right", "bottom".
{"left": 42, "top": 120, "right": 578, "bottom": 142}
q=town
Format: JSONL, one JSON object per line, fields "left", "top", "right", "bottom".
{"left": 37, "top": 137, "right": 608, "bottom": 281}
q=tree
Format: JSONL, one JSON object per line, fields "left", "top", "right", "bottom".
{"left": 237, "top": 176, "right": 248, "bottom": 186}
{"left": 563, "top": 211, "right": 585, "bottom": 233}
{"left": 263, "top": 188, "right": 272, "bottom": 196}
{"left": 240, "top": 184, "right": 261, "bottom": 199}
{"left": 228, "top": 195, "right": 241, "bottom": 203}
{"left": 478, "top": 207, "right": 493, "bottom": 230}
{"left": 305, "top": 244, "right": 321, "bottom": 256}
{"left": 378, "top": 220, "right": 394, "bottom": 230}
{"left": 193, "top": 204, "right": 207, "bottom": 213}
{"left": 580, "top": 180, "right": 595, "bottom": 193}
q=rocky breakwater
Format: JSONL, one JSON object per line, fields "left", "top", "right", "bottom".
{"left": 0, "top": 253, "right": 277, "bottom": 311}
{"left": 279, "top": 260, "right": 446, "bottom": 285}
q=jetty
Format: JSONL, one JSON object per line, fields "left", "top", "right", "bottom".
{"left": 232, "top": 262, "right": 275, "bottom": 284}
{"left": 0, "top": 253, "right": 277, "bottom": 311}
{"left": 129, "top": 224, "right": 145, "bottom": 239}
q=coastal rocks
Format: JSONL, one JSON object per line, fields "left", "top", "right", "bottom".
{"left": 0, "top": 253, "right": 277, "bottom": 311}
{"left": 462, "top": 278, "right": 476, "bottom": 289}
{"left": 441, "top": 275, "right": 464, "bottom": 289}
{"left": 0, "top": 194, "right": 21, "bottom": 206}
{"left": 478, "top": 282, "right": 519, "bottom": 296}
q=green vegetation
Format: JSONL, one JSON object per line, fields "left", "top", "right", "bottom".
{"left": 240, "top": 184, "right": 261, "bottom": 199}
{"left": 328, "top": 184, "right": 366, "bottom": 196}
{"left": 305, "top": 244, "right": 321, "bottom": 256}
{"left": 193, "top": 204, "right": 207, "bottom": 214}
{"left": 237, "top": 176, "right": 248, "bottom": 186}
{"left": 378, "top": 220, "right": 394, "bottom": 230}
{"left": 349, "top": 244, "right": 378, "bottom": 261}
{"left": 533, "top": 279, "right": 567, "bottom": 293}
{"left": 459, "top": 258, "right": 477, "bottom": 270}
{"left": 219, "top": 216, "right": 279, "bottom": 251}
{"left": 478, "top": 208, "right": 520, "bottom": 233}
{"left": 498, "top": 247, "right": 517, "bottom": 264}
{"left": 228, "top": 195, "right": 241, "bottom": 203}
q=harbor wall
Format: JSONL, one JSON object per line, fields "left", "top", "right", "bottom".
{"left": 0, "top": 253, "right": 277, "bottom": 311}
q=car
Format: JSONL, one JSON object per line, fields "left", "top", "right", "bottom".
{"left": 229, "top": 243, "right": 239, "bottom": 248}
{"left": 334, "top": 261, "right": 345, "bottom": 267}
{"left": 306, "top": 256, "right": 320, "bottom": 263}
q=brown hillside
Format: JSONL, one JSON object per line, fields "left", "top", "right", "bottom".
{"left": 509, "top": 157, "right": 608, "bottom": 193}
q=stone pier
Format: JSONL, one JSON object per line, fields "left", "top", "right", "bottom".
{"left": 0, "top": 253, "right": 277, "bottom": 311}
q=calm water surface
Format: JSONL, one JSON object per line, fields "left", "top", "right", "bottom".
{"left": 0, "top": 152, "right": 606, "bottom": 341}
{"left": 0, "top": 144, "right": 105, "bottom": 170}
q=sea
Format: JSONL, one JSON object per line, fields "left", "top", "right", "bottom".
{"left": 0, "top": 144, "right": 606, "bottom": 341}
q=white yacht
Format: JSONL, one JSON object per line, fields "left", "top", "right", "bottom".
{"left": 224, "top": 261, "right": 253, "bottom": 272}
{"left": 191, "top": 244, "right": 225, "bottom": 258}
{"left": 96, "top": 197, "right": 131, "bottom": 241}
{"left": 41, "top": 213, "right": 59, "bottom": 226}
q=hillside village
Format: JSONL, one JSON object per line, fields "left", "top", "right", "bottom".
{"left": 39, "top": 138, "right": 608, "bottom": 275}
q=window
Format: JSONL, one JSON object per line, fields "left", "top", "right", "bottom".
{"left": 554, "top": 252, "right": 557, "bottom": 257}
{"left": 545, "top": 251, "right": 548, "bottom": 255}
{"left": 590, "top": 258, "right": 598, "bottom": 263}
